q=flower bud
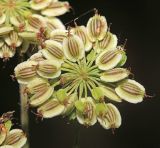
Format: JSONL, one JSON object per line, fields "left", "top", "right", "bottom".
{"left": 0, "top": 27, "right": 13, "bottom": 36}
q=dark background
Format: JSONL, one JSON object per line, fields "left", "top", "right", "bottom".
{"left": 0, "top": 0, "right": 160, "bottom": 148}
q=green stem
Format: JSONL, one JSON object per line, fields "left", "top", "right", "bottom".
{"left": 73, "top": 123, "right": 80, "bottom": 148}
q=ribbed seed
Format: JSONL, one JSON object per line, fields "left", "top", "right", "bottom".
{"left": 75, "top": 29, "right": 86, "bottom": 45}
{"left": 100, "top": 50, "right": 117, "bottom": 64}
{"left": 28, "top": 17, "right": 42, "bottom": 29}
{"left": 68, "top": 37, "right": 79, "bottom": 57}
{"left": 99, "top": 33, "right": 111, "bottom": 49}
{"left": 121, "top": 83, "right": 143, "bottom": 95}
{"left": 5, "top": 132, "right": 24, "bottom": 145}
{"left": 30, "top": 89, "right": 48, "bottom": 101}
{"left": 32, "top": 83, "right": 49, "bottom": 93}
{"left": 18, "top": 67, "right": 36, "bottom": 78}
{"left": 48, "top": 2, "right": 67, "bottom": 8}
{"left": 47, "top": 45, "right": 63, "bottom": 59}
{"left": 84, "top": 102, "right": 93, "bottom": 120}
{"left": 39, "top": 100, "right": 59, "bottom": 112}
{"left": 52, "top": 35, "right": 66, "bottom": 43}
{"left": 103, "top": 68, "right": 127, "bottom": 75}
{"left": 38, "top": 64, "right": 57, "bottom": 74}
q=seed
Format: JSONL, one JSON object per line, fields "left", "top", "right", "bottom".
{"left": 115, "top": 79, "right": 145, "bottom": 103}
{"left": 42, "top": 40, "right": 64, "bottom": 62}
{"left": 76, "top": 98, "right": 97, "bottom": 126}
{"left": 37, "top": 99, "right": 65, "bottom": 118}
{"left": 97, "top": 103, "right": 121, "bottom": 129}
{"left": 87, "top": 14, "right": 107, "bottom": 42}
{"left": 4, "top": 129, "right": 27, "bottom": 148}
{"left": 29, "top": 52, "right": 45, "bottom": 62}
{"left": 63, "top": 34, "right": 84, "bottom": 62}
{"left": 27, "top": 78, "right": 49, "bottom": 94}
{"left": 14, "top": 61, "right": 38, "bottom": 84}
{"left": 45, "top": 18, "right": 65, "bottom": 36}
{"left": 30, "top": 87, "right": 53, "bottom": 107}
{"left": 100, "top": 68, "right": 130, "bottom": 82}
{"left": 41, "top": 1, "right": 70, "bottom": 17}
{"left": 71, "top": 25, "right": 92, "bottom": 51}
{"left": 94, "top": 31, "right": 117, "bottom": 53}
{"left": 27, "top": 14, "right": 46, "bottom": 32}
{"left": 30, "top": 0, "right": 52, "bottom": 10}
{"left": 50, "top": 29, "right": 67, "bottom": 43}
{"left": 96, "top": 49, "right": 123, "bottom": 70}
{"left": 37, "top": 60, "right": 61, "bottom": 79}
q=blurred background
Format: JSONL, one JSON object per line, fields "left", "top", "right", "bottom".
{"left": 0, "top": 0, "right": 160, "bottom": 148}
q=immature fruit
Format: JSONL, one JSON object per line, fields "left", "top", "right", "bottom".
{"left": 42, "top": 40, "right": 64, "bottom": 63}
{"left": 37, "top": 60, "right": 61, "bottom": 79}
{"left": 115, "top": 79, "right": 145, "bottom": 103}
{"left": 75, "top": 98, "right": 97, "bottom": 126}
{"left": 14, "top": 61, "right": 38, "bottom": 84}
{"left": 93, "top": 31, "right": 117, "bottom": 53}
{"left": 4, "top": 129, "right": 27, "bottom": 148}
{"left": 37, "top": 99, "right": 65, "bottom": 118}
{"left": 87, "top": 14, "right": 107, "bottom": 42}
{"left": 96, "top": 49, "right": 123, "bottom": 70}
{"left": 96, "top": 103, "right": 121, "bottom": 129}
{"left": 63, "top": 34, "right": 84, "bottom": 62}
{"left": 41, "top": 1, "right": 70, "bottom": 17}
{"left": 71, "top": 25, "right": 92, "bottom": 52}
{"left": 100, "top": 68, "right": 130, "bottom": 82}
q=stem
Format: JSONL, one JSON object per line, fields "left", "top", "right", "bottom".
{"left": 18, "top": 54, "right": 30, "bottom": 148}
{"left": 73, "top": 123, "right": 80, "bottom": 148}
{"left": 19, "top": 85, "right": 30, "bottom": 148}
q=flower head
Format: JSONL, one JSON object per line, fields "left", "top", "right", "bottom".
{"left": 14, "top": 13, "right": 146, "bottom": 131}
{"left": 0, "top": 0, "right": 70, "bottom": 60}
